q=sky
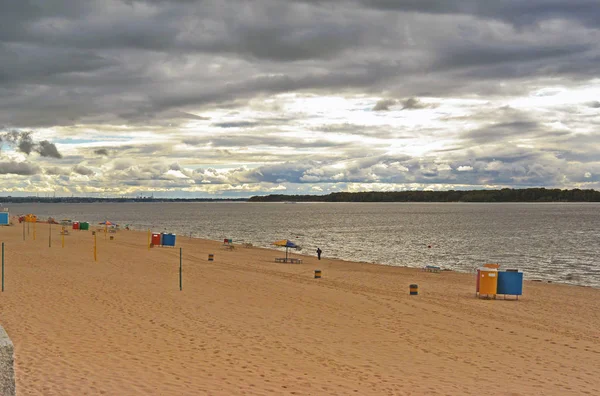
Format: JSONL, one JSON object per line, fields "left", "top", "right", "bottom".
{"left": 1, "top": 0, "right": 600, "bottom": 198}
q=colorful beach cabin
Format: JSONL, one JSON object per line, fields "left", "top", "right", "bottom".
{"left": 476, "top": 265, "right": 524, "bottom": 300}
{"left": 0, "top": 211, "right": 8, "bottom": 225}
{"left": 151, "top": 233, "right": 162, "bottom": 247}
{"left": 477, "top": 267, "right": 498, "bottom": 299}
{"left": 162, "top": 233, "right": 176, "bottom": 247}
{"left": 497, "top": 270, "right": 524, "bottom": 300}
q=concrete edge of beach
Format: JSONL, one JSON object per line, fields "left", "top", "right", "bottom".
{"left": 0, "top": 325, "right": 16, "bottom": 396}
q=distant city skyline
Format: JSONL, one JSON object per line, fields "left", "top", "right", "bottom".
{"left": 1, "top": 0, "right": 599, "bottom": 197}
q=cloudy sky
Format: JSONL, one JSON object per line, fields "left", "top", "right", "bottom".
{"left": 1, "top": 0, "right": 600, "bottom": 197}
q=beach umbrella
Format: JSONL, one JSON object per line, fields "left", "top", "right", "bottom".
{"left": 273, "top": 239, "right": 299, "bottom": 261}
{"left": 99, "top": 221, "right": 114, "bottom": 226}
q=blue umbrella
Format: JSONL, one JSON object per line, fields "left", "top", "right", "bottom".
{"left": 273, "top": 239, "right": 299, "bottom": 261}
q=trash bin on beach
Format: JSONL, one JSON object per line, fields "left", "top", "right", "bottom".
{"left": 497, "top": 270, "right": 523, "bottom": 299}
{"left": 478, "top": 268, "right": 498, "bottom": 298}
{"left": 410, "top": 284, "right": 418, "bottom": 295}
{"left": 80, "top": 222, "right": 89, "bottom": 230}
{"left": 73, "top": 221, "right": 80, "bottom": 230}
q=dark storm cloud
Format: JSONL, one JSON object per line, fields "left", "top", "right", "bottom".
{"left": 0, "top": 44, "right": 114, "bottom": 85}
{"left": 2, "top": 0, "right": 599, "bottom": 128}
{"left": 435, "top": 42, "right": 592, "bottom": 73}
{"left": 303, "top": 0, "right": 600, "bottom": 28}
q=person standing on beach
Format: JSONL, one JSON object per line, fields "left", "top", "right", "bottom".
{"left": 316, "top": 247, "right": 322, "bottom": 260}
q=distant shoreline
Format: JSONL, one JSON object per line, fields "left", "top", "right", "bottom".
{"left": 2, "top": 188, "right": 599, "bottom": 203}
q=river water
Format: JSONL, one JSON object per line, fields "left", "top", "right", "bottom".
{"left": 5, "top": 202, "right": 600, "bottom": 287}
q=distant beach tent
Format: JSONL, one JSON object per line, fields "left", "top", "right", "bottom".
{"left": 273, "top": 239, "right": 299, "bottom": 262}
{"left": 99, "top": 221, "right": 116, "bottom": 226}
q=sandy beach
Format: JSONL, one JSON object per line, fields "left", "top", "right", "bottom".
{"left": 0, "top": 222, "right": 599, "bottom": 395}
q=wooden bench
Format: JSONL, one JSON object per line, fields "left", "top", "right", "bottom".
{"left": 275, "top": 258, "right": 303, "bottom": 264}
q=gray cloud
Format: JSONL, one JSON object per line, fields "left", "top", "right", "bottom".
{"left": 1, "top": 0, "right": 600, "bottom": 195}
{"left": 94, "top": 148, "right": 109, "bottom": 156}
{"left": 212, "top": 121, "right": 260, "bottom": 128}
{"left": 401, "top": 97, "right": 428, "bottom": 110}
{"left": 373, "top": 99, "right": 396, "bottom": 111}
{"left": 586, "top": 101, "right": 600, "bottom": 108}
{"left": 0, "top": 161, "right": 40, "bottom": 175}
{"left": 73, "top": 164, "right": 95, "bottom": 176}
{"left": 0, "top": 131, "right": 63, "bottom": 158}
{"left": 37, "top": 141, "right": 63, "bottom": 158}
{"left": 2, "top": 0, "right": 599, "bottom": 127}
{"left": 44, "top": 166, "right": 70, "bottom": 176}
{"left": 310, "top": 1, "right": 600, "bottom": 28}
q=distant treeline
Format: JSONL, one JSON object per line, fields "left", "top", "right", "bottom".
{"left": 2, "top": 188, "right": 599, "bottom": 203}
{"left": 248, "top": 188, "right": 600, "bottom": 202}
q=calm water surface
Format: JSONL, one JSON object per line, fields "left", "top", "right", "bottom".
{"left": 6, "top": 202, "right": 600, "bottom": 287}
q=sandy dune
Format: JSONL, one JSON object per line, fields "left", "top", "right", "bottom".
{"left": 0, "top": 222, "right": 599, "bottom": 395}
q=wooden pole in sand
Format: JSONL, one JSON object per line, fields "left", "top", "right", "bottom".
{"left": 179, "top": 248, "right": 182, "bottom": 291}
{"left": 61, "top": 227, "right": 65, "bottom": 248}
{"left": 49, "top": 222, "right": 52, "bottom": 248}
{"left": 94, "top": 233, "right": 97, "bottom": 261}
{"left": 22, "top": 220, "right": 25, "bottom": 241}
{"left": 33, "top": 221, "right": 36, "bottom": 240}
{"left": 148, "top": 229, "right": 151, "bottom": 250}
{"left": 2, "top": 242, "right": 4, "bottom": 292}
